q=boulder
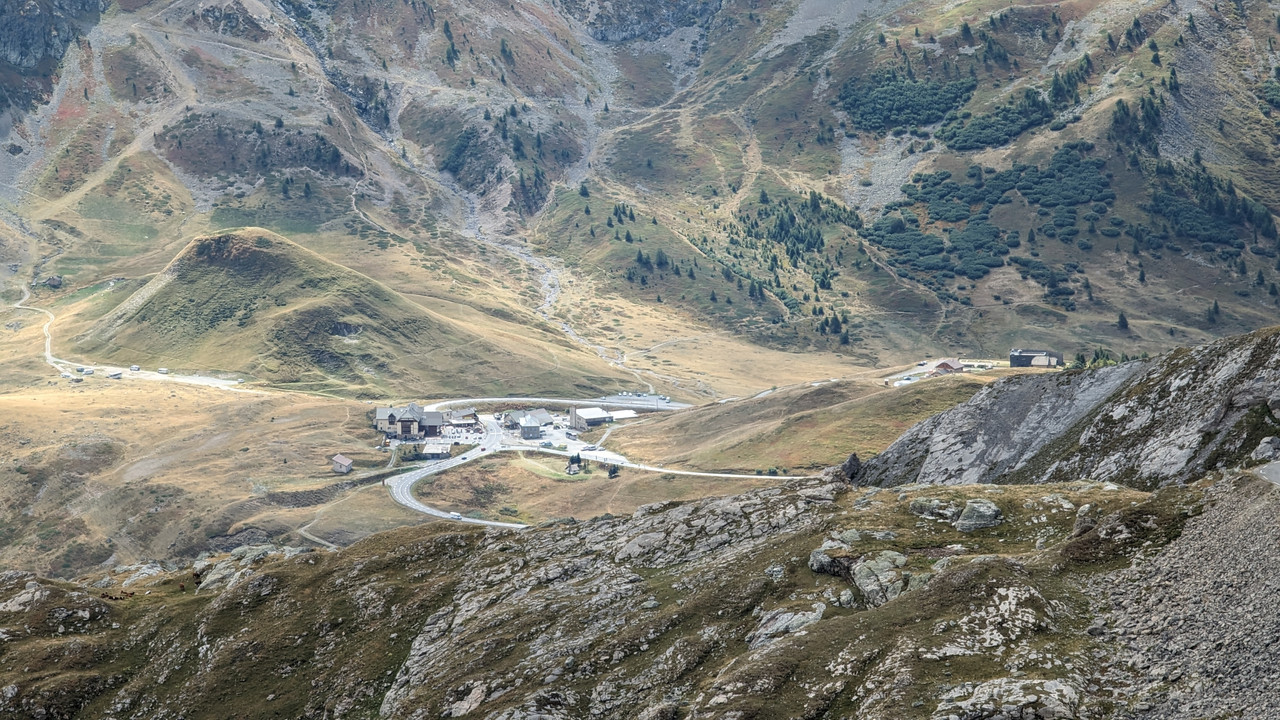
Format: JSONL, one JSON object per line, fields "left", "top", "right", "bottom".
{"left": 909, "top": 497, "right": 962, "bottom": 522}
{"left": 852, "top": 550, "right": 908, "bottom": 607}
{"left": 745, "top": 603, "right": 826, "bottom": 647}
{"left": 837, "top": 529, "right": 862, "bottom": 544}
{"left": 808, "top": 540, "right": 850, "bottom": 576}
{"left": 1251, "top": 436, "right": 1280, "bottom": 462}
{"left": 954, "top": 499, "right": 1003, "bottom": 532}
{"left": 835, "top": 453, "right": 861, "bottom": 483}
{"left": 1071, "top": 503, "right": 1099, "bottom": 538}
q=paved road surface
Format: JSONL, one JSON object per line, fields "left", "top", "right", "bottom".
{"left": 423, "top": 396, "right": 690, "bottom": 412}
{"left": 382, "top": 404, "right": 820, "bottom": 528}
{"left": 13, "top": 285, "right": 251, "bottom": 391}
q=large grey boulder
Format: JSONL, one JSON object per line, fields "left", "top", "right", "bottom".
{"left": 954, "top": 499, "right": 1003, "bottom": 532}
{"left": 852, "top": 550, "right": 908, "bottom": 607}
{"left": 808, "top": 540, "right": 849, "bottom": 576}
{"left": 1252, "top": 436, "right": 1280, "bottom": 462}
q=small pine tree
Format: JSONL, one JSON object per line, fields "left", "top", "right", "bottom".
{"left": 1117, "top": 312, "right": 1129, "bottom": 331}
{"left": 579, "top": 182, "right": 589, "bottom": 197}
{"left": 709, "top": 290, "right": 717, "bottom": 303}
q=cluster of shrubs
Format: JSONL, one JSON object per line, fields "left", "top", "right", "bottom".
{"left": 838, "top": 70, "right": 976, "bottom": 132}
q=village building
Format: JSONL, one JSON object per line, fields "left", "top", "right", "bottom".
{"left": 374, "top": 403, "right": 444, "bottom": 438}
{"left": 519, "top": 417, "right": 542, "bottom": 440}
{"left": 445, "top": 408, "right": 478, "bottom": 426}
{"left": 331, "top": 454, "right": 353, "bottom": 474}
{"left": 610, "top": 409, "right": 639, "bottom": 421}
{"left": 525, "top": 408, "right": 555, "bottom": 426}
{"left": 1010, "top": 348, "right": 1065, "bottom": 368}
{"left": 569, "top": 407, "right": 612, "bottom": 431}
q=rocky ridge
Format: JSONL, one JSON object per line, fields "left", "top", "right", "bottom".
{"left": 856, "top": 328, "right": 1280, "bottom": 491}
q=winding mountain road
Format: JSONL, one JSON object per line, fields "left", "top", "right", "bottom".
{"left": 10, "top": 285, "right": 253, "bottom": 391}
{"left": 381, "top": 402, "right": 821, "bottom": 530}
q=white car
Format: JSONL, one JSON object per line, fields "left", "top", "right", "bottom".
{"left": 129, "top": 365, "right": 140, "bottom": 371}
{"left": 448, "top": 512, "right": 463, "bottom": 520}
{"left": 157, "top": 368, "right": 169, "bottom": 374}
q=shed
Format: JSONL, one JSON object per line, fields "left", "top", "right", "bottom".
{"left": 331, "top": 454, "right": 354, "bottom": 474}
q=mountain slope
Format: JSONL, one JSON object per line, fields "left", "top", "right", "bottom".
{"left": 70, "top": 229, "right": 629, "bottom": 396}
{"left": 5, "top": 327, "right": 1280, "bottom": 719}
{"left": 8, "top": 0, "right": 1280, "bottom": 394}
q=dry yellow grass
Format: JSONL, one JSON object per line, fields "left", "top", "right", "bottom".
{"left": 0, "top": 374, "right": 407, "bottom": 574}
{"left": 551, "top": 277, "right": 882, "bottom": 398}
{"left": 415, "top": 451, "right": 777, "bottom": 523}
{"left": 605, "top": 373, "right": 998, "bottom": 472}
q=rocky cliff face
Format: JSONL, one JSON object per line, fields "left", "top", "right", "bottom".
{"left": 0, "top": 0, "right": 100, "bottom": 70}
{"left": 558, "top": 0, "right": 721, "bottom": 41}
{"left": 856, "top": 327, "right": 1280, "bottom": 490}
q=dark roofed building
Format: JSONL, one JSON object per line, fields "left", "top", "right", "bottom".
{"left": 446, "top": 408, "right": 478, "bottom": 425}
{"left": 1010, "top": 348, "right": 1065, "bottom": 368}
{"left": 519, "top": 417, "right": 542, "bottom": 440}
{"left": 374, "top": 403, "right": 444, "bottom": 437}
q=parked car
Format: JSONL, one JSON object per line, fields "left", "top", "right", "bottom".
{"left": 448, "top": 512, "right": 463, "bottom": 520}
{"left": 583, "top": 444, "right": 598, "bottom": 451}
{"left": 75, "top": 367, "right": 84, "bottom": 373}
{"left": 129, "top": 365, "right": 140, "bottom": 371}
{"left": 157, "top": 368, "right": 169, "bottom": 374}
{"left": 82, "top": 369, "right": 94, "bottom": 375}
{"left": 540, "top": 441, "right": 553, "bottom": 447}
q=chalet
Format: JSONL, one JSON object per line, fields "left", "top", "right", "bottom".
{"left": 926, "top": 358, "right": 965, "bottom": 378}
{"left": 569, "top": 407, "right": 612, "bottom": 431}
{"left": 519, "top": 417, "right": 542, "bottom": 440}
{"left": 331, "top": 454, "right": 354, "bottom": 474}
{"left": 1009, "top": 348, "right": 1065, "bottom": 368}
{"left": 375, "top": 403, "right": 444, "bottom": 438}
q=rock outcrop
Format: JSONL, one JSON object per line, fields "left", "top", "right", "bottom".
{"left": 558, "top": 0, "right": 721, "bottom": 41}
{"left": 0, "top": 0, "right": 101, "bottom": 70}
{"left": 857, "top": 328, "right": 1280, "bottom": 490}
{"left": 954, "top": 499, "right": 1004, "bottom": 532}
